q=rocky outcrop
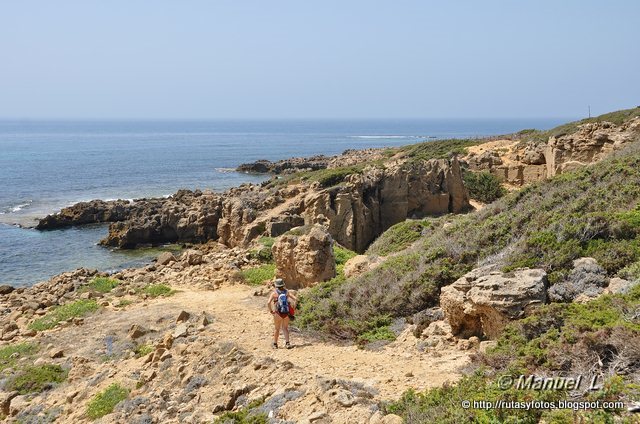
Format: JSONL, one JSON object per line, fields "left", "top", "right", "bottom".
{"left": 272, "top": 225, "right": 336, "bottom": 289}
{"left": 237, "top": 149, "right": 387, "bottom": 175}
{"left": 463, "top": 117, "right": 640, "bottom": 187}
{"left": 343, "top": 255, "right": 383, "bottom": 278}
{"left": 36, "top": 199, "right": 133, "bottom": 229}
{"left": 545, "top": 118, "right": 640, "bottom": 177}
{"left": 440, "top": 265, "right": 548, "bottom": 339}
{"left": 237, "top": 156, "right": 330, "bottom": 174}
{"left": 100, "top": 190, "right": 223, "bottom": 248}
{"left": 304, "top": 158, "right": 469, "bottom": 252}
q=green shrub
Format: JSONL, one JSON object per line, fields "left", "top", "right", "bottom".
{"left": 86, "top": 383, "right": 129, "bottom": 420}
{"left": 240, "top": 264, "right": 276, "bottom": 286}
{"left": 6, "top": 365, "right": 68, "bottom": 394}
{"left": 333, "top": 245, "right": 357, "bottom": 265}
{"left": 367, "top": 219, "right": 431, "bottom": 256}
{"left": 133, "top": 344, "right": 154, "bottom": 358}
{"left": 249, "top": 238, "right": 274, "bottom": 263}
{"left": 618, "top": 261, "right": 640, "bottom": 281}
{"left": 463, "top": 171, "right": 506, "bottom": 203}
{"left": 29, "top": 299, "right": 99, "bottom": 331}
{"left": 399, "top": 138, "right": 482, "bottom": 161}
{"left": 0, "top": 343, "right": 38, "bottom": 372}
{"left": 356, "top": 324, "right": 396, "bottom": 346}
{"left": 214, "top": 397, "right": 267, "bottom": 424}
{"left": 142, "top": 284, "right": 175, "bottom": 297}
{"left": 83, "top": 277, "right": 120, "bottom": 293}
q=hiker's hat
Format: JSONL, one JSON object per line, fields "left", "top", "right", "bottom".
{"left": 274, "top": 278, "right": 285, "bottom": 288}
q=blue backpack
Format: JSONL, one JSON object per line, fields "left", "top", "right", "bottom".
{"left": 276, "top": 289, "right": 289, "bottom": 314}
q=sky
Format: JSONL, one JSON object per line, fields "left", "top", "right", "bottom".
{"left": 0, "top": 1, "right": 639, "bottom": 120}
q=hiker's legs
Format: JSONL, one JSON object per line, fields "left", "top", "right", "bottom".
{"left": 273, "top": 314, "right": 283, "bottom": 344}
{"left": 282, "top": 316, "right": 290, "bottom": 343}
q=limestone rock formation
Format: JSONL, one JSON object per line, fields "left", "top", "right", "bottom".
{"left": 545, "top": 118, "right": 640, "bottom": 177}
{"left": 272, "top": 225, "right": 336, "bottom": 288}
{"left": 440, "top": 265, "right": 548, "bottom": 339}
{"left": 304, "top": 158, "right": 469, "bottom": 252}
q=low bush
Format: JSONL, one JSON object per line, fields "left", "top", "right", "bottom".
{"left": 29, "top": 299, "right": 99, "bottom": 331}
{"left": 213, "top": 397, "right": 268, "bottom": 424}
{"left": 0, "top": 343, "right": 37, "bottom": 372}
{"left": 240, "top": 264, "right": 276, "bottom": 286}
{"left": 142, "top": 284, "right": 175, "bottom": 297}
{"left": 463, "top": 171, "right": 506, "bottom": 203}
{"left": 367, "top": 219, "right": 432, "bottom": 256}
{"left": 86, "top": 383, "right": 129, "bottom": 420}
{"left": 83, "top": 277, "right": 120, "bottom": 293}
{"left": 6, "top": 365, "right": 68, "bottom": 394}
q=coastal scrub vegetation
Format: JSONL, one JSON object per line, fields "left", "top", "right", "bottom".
{"left": 249, "top": 237, "right": 275, "bottom": 263}
{"left": 240, "top": 264, "right": 276, "bottom": 286}
{"left": 213, "top": 397, "right": 268, "bottom": 424}
{"left": 399, "top": 137, "right": 482, "bottom": 161}
{"left": 298, "top": 145, "right": 640, "bottom": 339}
{"left": 385, "top": 286, "right": 640, "bottom": 423}
{"left": 86, "top": 383, "right": 129, "bottom": 420}
{"left": 29, "top": 299, "right": 99, "bottom": 331}
{"left": 0, "top": 343, "right": 38, "bottom": 372}
{"left": 82, "top": 276, "right": 120, "bottom": 293}
{"left": 6, "top": 364, "right": 68, "bottom": 394}
{"left": 367, "top": 219, "right": 434, "bottom": 256}
{"left": 463, "top": 171, "right": 506, "bottom": 203}
{"left": 141, "top": 284, "right": 175, "bottom": 297}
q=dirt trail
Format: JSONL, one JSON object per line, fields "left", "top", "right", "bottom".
{"left": 72, "top": 285, "right": 467, "bottom": 398}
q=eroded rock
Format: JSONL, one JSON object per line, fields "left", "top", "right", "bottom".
{"left": 440, "top": 265, "right": 548, "bottom": 339}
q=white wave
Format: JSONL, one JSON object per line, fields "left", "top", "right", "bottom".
{"left": 349, "top": 135, "right": 418, "bottom": 139}
{"left": 8, "top": 200, "right": 33, "bottom": 213}
{"left": 215, "top": 167, "right": 237, "bottom": 173}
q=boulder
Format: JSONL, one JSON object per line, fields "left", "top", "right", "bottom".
{"left": 156, "top": 252, "right": 176, "bottom": 266}
{"left": 440, "top": 265, "right": 548, "bottom": 339}
{"left": 343, "top": 255, "right": 382, "bottom": 278}
{"left": 0, "top": 285, "right": 15, "bottom": 295}
{"left": 273, "top": 225, "right": 336, "bottom": 289}
{"left": 548, "top": 257, "right": 608, "bottom": 303}
{"left": 181, "top": 249, "right": 204, "bottom": 266}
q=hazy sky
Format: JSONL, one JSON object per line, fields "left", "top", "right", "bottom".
{"left": 1, "top": 1, "right": 638, "bottom": 119}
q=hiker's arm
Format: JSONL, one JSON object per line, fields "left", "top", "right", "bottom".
{"left": 288, "top": 292, "right": 298, "bottom": 305}
{"left": 266, "top": 294, "right": 275, "bottom": 313}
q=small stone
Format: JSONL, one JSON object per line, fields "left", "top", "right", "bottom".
{"left": 176, "top": 310, "right": 190, "bottom": 323}
{"left": 173, "top": 323, "right": 188, "bottom": 339}
{"left": 49, "top": 348, "right": 64, "bottom": 359}
{"left": 129, "top": 324, "right": 148, "bottom": 339}
{"left": 308, "top": 411, "right": 327, "bottom": 422}
{"left": 66, "top": 390, "right": 79, "bottom": 404}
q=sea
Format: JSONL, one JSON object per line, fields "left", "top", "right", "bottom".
{"left": 0, "top": 118, "right": 566, "bottom": 287}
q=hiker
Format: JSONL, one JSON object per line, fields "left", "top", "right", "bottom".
{"left": 267, "top": 278, "right": 298, "bottom": 349}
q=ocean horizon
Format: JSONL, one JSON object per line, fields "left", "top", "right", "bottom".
{"left": 0, "top": 118, "right": 568, "bottom": 287}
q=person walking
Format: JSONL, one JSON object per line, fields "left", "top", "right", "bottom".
{"left": 267, "top": 278, "right": 297, "bottom": 349}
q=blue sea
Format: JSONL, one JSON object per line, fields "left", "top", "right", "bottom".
{"left": 0, "top": 118, "right": 566, "bottom": 286}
